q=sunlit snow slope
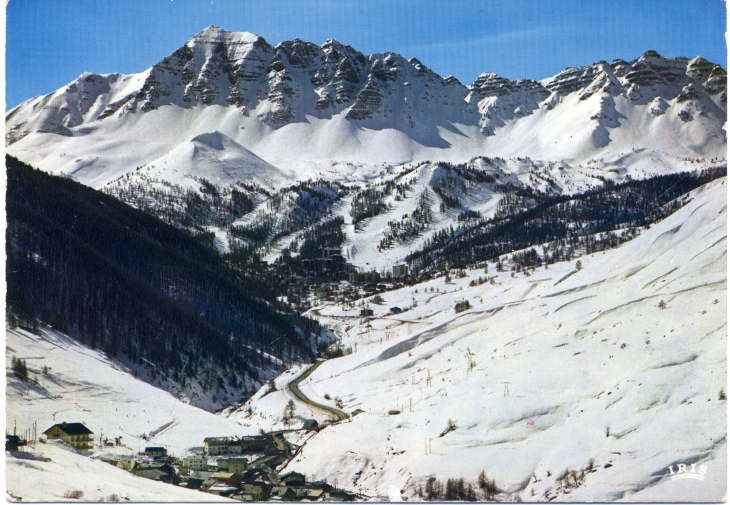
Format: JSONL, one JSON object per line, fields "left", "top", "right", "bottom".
{"left": 241, "top": 178, "right": 727, "bottom": 501}
{"left": 5, "top": 326, "right": 263, "bottom": 459}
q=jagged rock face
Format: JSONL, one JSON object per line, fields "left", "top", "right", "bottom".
{"left": 547, "top": 65, "right": 604, "bottom": 95}
{"left": 687, "top": 57, "right": 727, "bottom": 103}
{"left": 5, "top": 28, "right": 727, "bottom": 147}
{"left": 534, "top": 51, "right": 727, "bottom": 132}
{"left": 543, "top": 51, "right": 727, "bottom": 103}
{"left": 313, "top": 40, "right": 368, "bottom": 112}
{"left": 467, "top": 73, "right": 550, "bottom": 135}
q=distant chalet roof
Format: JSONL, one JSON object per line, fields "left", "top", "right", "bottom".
{"left": 204, "top": 436, "right": 235, "bottom": 444}
{"left": 43, "top": 422, "right": 93, "bottom": 436}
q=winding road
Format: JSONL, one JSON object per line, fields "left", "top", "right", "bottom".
{"left": 288, "top": 361, "right": 349, "bottom": 422}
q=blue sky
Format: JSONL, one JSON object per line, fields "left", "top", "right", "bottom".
{"left": 6, "top": 0, "right": 728, "bottom": 109}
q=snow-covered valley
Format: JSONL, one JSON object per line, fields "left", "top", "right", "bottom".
{"left": 6, "top": 176, "right": 726, "bottom": 501}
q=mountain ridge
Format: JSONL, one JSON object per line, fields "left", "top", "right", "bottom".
{"left": 6, "top": 27, "right": 725, "bottom": 182}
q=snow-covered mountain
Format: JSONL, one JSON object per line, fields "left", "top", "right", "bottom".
{"left": 7, "top": 26, "right": 725, "bottom": 272}
{"left": 5, "top": 26, "right": 726, "bottom": 190}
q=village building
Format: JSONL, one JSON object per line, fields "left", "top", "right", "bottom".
{"left": 393, "top": 263, "right": 409, "bottom": 278}
{"left": 218, "top": 456, "right": 248, "bottom": 473}
{"left": 204, "top": 436, "right": 241, "bottom": 455}
{"left": 133, "top": 467, "right": 168, "bottom": 482}
{"left": 211, "top": 472, "right": 244, "bottom": 488}
{"left": 207, "top": 483, "right": 238, "bottom": 497}
{"left": 240, "top": 435, "right": 270, "bottom": 454}
{"left": 305, "top": 488, "right": 325, "bottom": 500}
{"left": 182, "top": 477, "right": 205, "bottom": 490}
{"left": 182, "top": 469, "right": 214, "bottom": 488}
{"left": 181, "top": 454, "right": 207, "bottom": 473}
{"left": 113, "top": 459, "right": 137, "bottom": 471}
{"left": 140, "top": 446, "right": 167, "bottom": 459}
{"left": 133, "top": 463, "right": 176, "bottom": 483}
{"left": 239, "top": 484, "right": 267, "bottom": 501}
{"left": 42, "top": 422, "right": 93, "bottom": 452}
{"left": 242, "top": 467, "right": 270, "bottom": 483}
{"left": 270, "top": 486, "right": 297, "bottom": 501}
{"left": 202, "top": 471, "right": 244, "bottom": 494}
{"left": 280, "top": 471, "right": 306, "bottom": 487}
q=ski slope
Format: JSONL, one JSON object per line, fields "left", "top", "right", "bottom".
{"left": 5, "top": 326, "right": 269, "bottom": 459}
{"left": 243, "top": 177, "right": 727, "bottom": 501}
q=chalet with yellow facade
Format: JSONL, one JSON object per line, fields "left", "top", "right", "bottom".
{"left": 42, "top": 422, "right": 93, "bottom": 451}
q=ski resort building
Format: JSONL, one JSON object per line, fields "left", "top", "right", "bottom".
{"left": 393, "top": 264, "right": 409, "bottom": 277}
{"left": 322, "top": 247, "right": 342, "bottom": 259}
{"left": 218, "top": 457, "right": 249, "bottom": 473}
{"left": 42, "top": 422, "right": 93, "bottom": 451}
{"left": 240, "top": 435, "right": 270, "bottom": 454}
{"left": 182, "top": 454, "right": 208, "bottom": 472}
{"left": 141, "top": 446, "right": 167, "bottom": 459}
{"left": 204, "top": 436, "right": 242, "bottom": 455}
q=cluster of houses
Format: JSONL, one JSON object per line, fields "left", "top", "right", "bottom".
{"left": 188, "top": 469, "right": 356, "bottom": 501}
{"left": 11, "top": 416, "right": 354, "bottom": 501}
{"left": 94, "top": 431, "right": 355, "bottom": 501}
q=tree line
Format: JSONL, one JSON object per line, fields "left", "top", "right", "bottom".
{"left": 406, "top": 166, "right": 727, "bottom": 275}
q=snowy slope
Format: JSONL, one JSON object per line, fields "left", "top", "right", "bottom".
{"left": 239, "top": 178, "right": 727, "bottom": 501}
{"left": 139, "top": 130, "right": 293, "bottom": 190}
{"left": 5, "top": 326, "right": 267, "bottom": 459}
{"left": 6, "top": 442, "right": 231, "bottom": 502}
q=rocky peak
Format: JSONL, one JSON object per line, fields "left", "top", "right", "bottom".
{"left": 190, "top": 25, "right": 261, "bottom": 45}
{"left": 313, "top": 41, "right": 367, "bottom": 113}
{"left": 545, "top": 64, "right": 604, "bottom": 95}
{"left": 625, "top": 51, "right": 689, "bottom": 87}
{"left": 466, "top": 73, "right": 550, "bottom": 135}
{"left": 274, "top": 39, "right": 321, "bottom": 70}
{"left": 610, "top": 59, "right": 631, "bottom": 78}
{"left": 470, "top": 72, "right": 517, "bottom": 97}
{"left": 687, "top": 56, "right": 727, "bottom": 97}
